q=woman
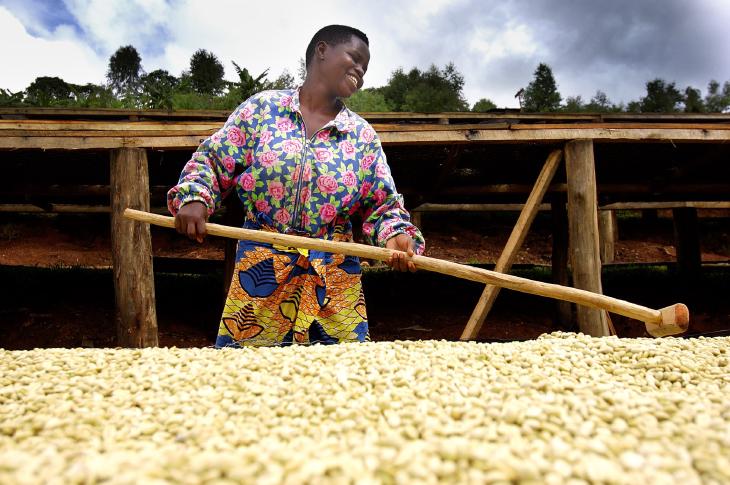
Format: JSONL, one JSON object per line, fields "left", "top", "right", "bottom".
{"left": 167, "top": 25, "right": 424, "bottom": 347}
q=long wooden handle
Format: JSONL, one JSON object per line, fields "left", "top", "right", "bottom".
{"left": 123, "top": 208, "right": 689, "bottom": 335}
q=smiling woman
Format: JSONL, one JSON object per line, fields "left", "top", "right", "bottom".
{"left": 167, "top": 25, "right": 425, "bottom": 348}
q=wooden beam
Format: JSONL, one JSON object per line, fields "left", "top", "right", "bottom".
{"left": 598, "top": 210, "right": 618, "bottom": 264}
{"left": 460, "top": 150, "right": 563, "bottom": 340}
{"left": 600, "top": 201, "right": 730, "bottom": 210}
{"left": 110, "top": 148, "right": 159, "bottom": 347}
{"left": 0, "top": 204, "right": 168, "bottom": 214}
{"left": 565, "top": 140, "right": 610, "bottom": 336}
{"left": 413, "top": 203, "right": 551, "bottom": 212}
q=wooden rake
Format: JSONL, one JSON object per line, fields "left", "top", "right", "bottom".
{"left": 124, "top": 208, "right": 689, "bottom": 338}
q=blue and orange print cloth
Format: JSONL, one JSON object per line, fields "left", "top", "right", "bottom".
{"left": 167, "top": 88, "right": 424, "bottom": 347}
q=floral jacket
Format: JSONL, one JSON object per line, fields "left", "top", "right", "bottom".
{"left": 167, "top": 88, "right": 424, "bottom": 254}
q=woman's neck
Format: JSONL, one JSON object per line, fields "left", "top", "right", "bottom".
{"left": 299, "top": 78, "right": 340, "bottom": 116}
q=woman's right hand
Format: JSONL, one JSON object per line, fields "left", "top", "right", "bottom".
{"left": 175, "top": 201, "right": 208, "bottom": 243}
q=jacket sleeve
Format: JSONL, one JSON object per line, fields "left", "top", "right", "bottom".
{"left": 357, "top": 137, "right": 425, "bottom": 255}
{"left": 166, "top": 98, "right": 259, "bottom": 216}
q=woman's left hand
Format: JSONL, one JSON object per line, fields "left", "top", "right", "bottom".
{"left": 385, "top": 234, "right": 417, "bottom": 272}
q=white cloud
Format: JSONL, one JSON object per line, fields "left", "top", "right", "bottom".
{"left": 0, "top": 6, "right": 107, "bottom": 91}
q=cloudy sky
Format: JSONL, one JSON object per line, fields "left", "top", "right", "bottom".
{"left": 1, "top": 0, "right": 729, "bottom": 108}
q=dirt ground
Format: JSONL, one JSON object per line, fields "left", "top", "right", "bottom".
{"left": 0, "top": 211, "right": 728, "bottom": 349}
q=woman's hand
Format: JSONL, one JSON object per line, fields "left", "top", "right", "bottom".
{"left": 175, "top": 202, "right": 208, "bottom": 243}
{"left": 385, "top": 234, "right": 417, "bottom": 272}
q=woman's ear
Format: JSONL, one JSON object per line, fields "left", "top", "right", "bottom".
{"left": 315, "top": 41, "right": 328, "bottom": 62}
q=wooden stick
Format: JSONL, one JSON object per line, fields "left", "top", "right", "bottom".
{"left": 123, "top": 208, "right": 689, "bottom": 337}
{"left": 460, "top": 149, "right": 563, "bottom": 340}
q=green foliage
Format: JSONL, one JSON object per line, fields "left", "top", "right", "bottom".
{"left": 271, "top": 70, "right": 296, "bottom": 90}
{"left": 0, "top": 88, "right": 25, "bottom": 107}
{"left": 683, "top": 86, "right": 705, "bottom": 113}
{"left": 297, "top": 58, "right": 307, "bottom": 84}
{"left": 346, "top": 88, "right": 393, "bottom": 112}
{"left": 140, "top": 69, "right": 178, "bottom": 110}
{"left": 70, "top": 83, "right": 116, "bottom": 108}
{"left": 472, "top": 98, "right": 497, "bottom": 112}
{"left": 639, "top": 79, "right": 682, "bottom": 113}
{"left": 107, "top": 45, "right": 143, "bottom": 99}
{"left": 189, "top": 49, "right": 225, "bottom": 96}
{"left": 229, "top": 61, "right": 270, "bottom": 104}
{"left": 522, "top": 63, "right": 562, "bottom": 112}
{"left": 704, "top": 80, "right": 730, "bottom": 113}
{"left": 563, "top": 95, "right": 584, "bottom": 112}
{"left": 25, "top": 76, "right": 74, "bottom": 106}
{"left": 381, "top": 63, "right": 468, "bottom": 112}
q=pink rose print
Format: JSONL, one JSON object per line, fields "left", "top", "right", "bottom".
{"left": 276, "top": 117, "right": 295, "bottom": 133}
{"left": 280, "top": 95, "right": 292, "bottom": 107}
{"left": 245, "top": 150, "right": 254, "bottom": 165}
{"left": 240, "top": 104, "right": 254, "bottom": 121}
{"left": 360, "top": 154, "right": 376, "bottom": 171}
{"left": 339, "top": 140, "right": 356, "bottom": 160}
{"left": 258, "top": 130, "right": 273, "bottom": 145}
{"left": 274, "top": 208, "right": 291, "bottom": 225}
{"left": 267, "top": 180, "right": 285, "bottom": 201}
{"left": 255, "top": 199, "right": 270, "bottom": 214}
{"left": 317, "top": 175, "right": 338, "bottom": 195}
{"left": 316, "top": 130, "right": 331, "bottom": 142}
{"left": 342, "top": 170, "right": 357, "bottom": 187}
{"left": 374, "top": 189, "right": 386, "bottom": 205}
{"left": 282, "top": 139, "right": 303, "bottom": 154}
{"left": 360, "top": 181, "right": 373, "bottom": 197}
{"left": 241, "top": 172, "right": 255, "bottom": 191}
{"left": 342, "top": 194, "right": 352, "bottom": 206}
{"left": 320, "top": 203, "right": 336, "bottom": 223}
{"left": 315, "top": 148, "right": 333, "bottom": 162}
{"left": 301, "top": 212, "right": 310, "bottom": 227}
{"left": 376, "top": 162, "right": 389, "bottom": 178}
{"left": 302, "top": 163, "right": 312, "bottom": 181}
{"left": 210, "top": 130, "right": 223, "bottom": 144}
{"left": 300, "top": 186, "right": 311, "bottom": 203}
{"left": 362, "top": 222, "right": 374, "bottom": 235}
{"left": 359, "top": 127, "right": 375, "bottom": 143}
{"left": 227, "top": 126, "right": 245, "bottom": 147}
{"left": 258, "top": 151, "right": 278, "bottom": 168}
{"left": 222, "top": 156, "right": 235, "bottom": 172}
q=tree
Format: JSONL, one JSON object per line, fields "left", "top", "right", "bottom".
{"left": 189, "top": 49, "right": 225, "bottom": 96}
{"left": 297, "top": 58, "right": 307, "bottom": 84}
{"left": 140, "top": 70, "right": 178, "bottom": 109}
{"left": 71, "top": 83, "right": 116, "bottom": 108}
{"left": 639, "top": 79, "right": 682, "bottom": 113}
{"left": 271, "top": 70, "right": 296, "bottom": 90}
{"left": 704, "top": 80, "right": 730, "bottom": 113}
{"left": 683, "top": 86, "right": 705, "bottom": 113}
{"left": 472, "top": 98, "right": 497, "bottom": 112}
{"left": 346, "top": 88, "right": 393, "bottom": 112}
{"left": 107, "top": 45, "right": 143, "bottom": 100}
{"left": 522, "top": 63, "right": 561, "bottom": 112}
{"left": 563, "top": 95, "right": 584, "bottom": 112}
{"left": 24, "top": 76, "right": 73, "bottom": 106}
{"left": 230, "top": 61, "right": 270, "bottom": 102}
{"left": 0, "top": 88, "right": 24, "bottom": 107}
{"left": 381, "top": 63, "right": 469, "bottom": 112}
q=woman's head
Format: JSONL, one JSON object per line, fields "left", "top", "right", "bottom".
{"left": 305, "top": 25, "right": 370, "bottom": 98}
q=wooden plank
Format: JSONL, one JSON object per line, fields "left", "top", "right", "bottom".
{"left": 565, "top": 140, "right": 610, "bottom": 336}
{"left": 600, "top": 201, "right": 730, "bottom": 210}
{"left": 3, "top": 127, "right": 730, "bottom": 150}
{"left": 110, "top": 148, "right": 159, "bottom": 347}
{"left": 0, "top": 204, "right": 168, "bottom": 213}
{"left": 0, "top": 120, "right": 222, "bottom": 131}
{"left": 413, "top": 203, "right": 551, "bottom": 212}
{"left": 598, "top": 210, "right": 618, "bottom": 264}
{"left": 510, "top": 123, "right": 730, "bottom": 130}
{"left": 460, "top": 149, "right": 563, "bottom": 340}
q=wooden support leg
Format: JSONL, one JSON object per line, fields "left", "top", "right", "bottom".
{"left": 598, "top": 210, "right": 617, "bottom": 264}
{"left": 110, "top": 148, "right": 159, "bottom": 347}
{"left": 672, "top": 207, "right": 701, "bottom": 283}
{"left": 460, "top": 149, "right": 563, "bottom": 340}
{"left": 551, "top": 193, "right": 573, "bottom": 328}
{"left": 565, "top": 140, "right": 610, "bottom": 337}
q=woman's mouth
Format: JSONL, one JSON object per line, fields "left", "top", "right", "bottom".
{"left": 346, "top": 74, "right": 359, "bottom": 89}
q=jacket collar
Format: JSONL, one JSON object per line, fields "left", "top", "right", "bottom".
{"left": 291, "top": 87, "right": 357, "bottom": 134}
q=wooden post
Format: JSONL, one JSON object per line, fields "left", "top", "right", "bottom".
{"left": 110, "top": 148, "right": 159, "bottom": 347}
{"left": 672, "top": 207, "right": 701, "bottom": 282}
{"left": 551, "top": 193, "right": 573, "bottom": 327}
{"left": 460, "top": 149, "right": 563, "bottom": 340}
{"left": 598, "top": 210, "right": 617, "bottom": 264}
{"left": 564, "top": 140, "right": 610, "bottom": 336}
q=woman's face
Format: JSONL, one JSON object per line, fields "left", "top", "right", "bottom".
{"left": 318, "top": 36, "right": 370, "bottom": 98}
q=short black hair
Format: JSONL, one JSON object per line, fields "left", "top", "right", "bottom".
{"left": 305, "top": 25, "right": 369, "bottom": 69}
